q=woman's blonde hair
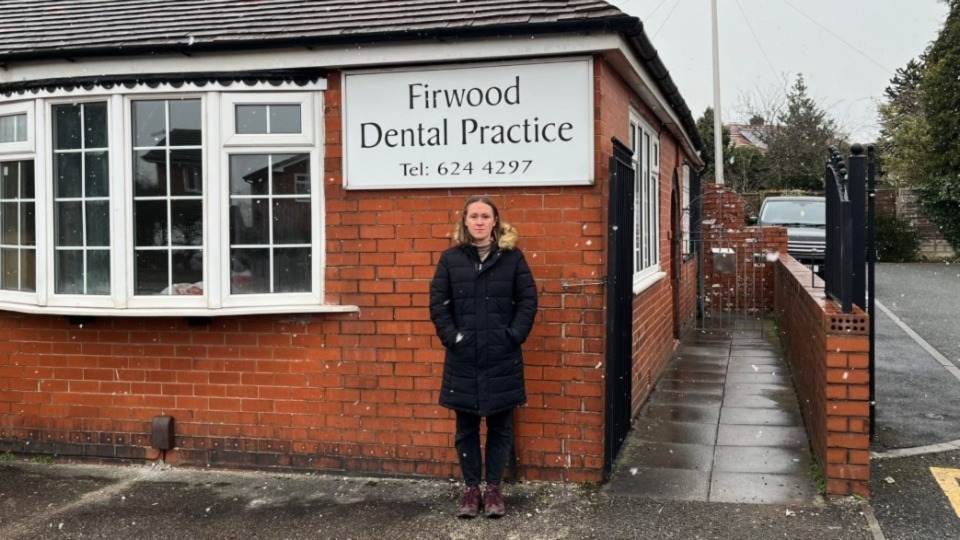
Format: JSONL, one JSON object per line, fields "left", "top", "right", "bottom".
{"left": 454, "top": 195, "right": 503, "bottom": 247}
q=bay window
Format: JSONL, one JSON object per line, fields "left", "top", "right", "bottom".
{"left": 0, "top": 81, "right": 334, "bottom": 316}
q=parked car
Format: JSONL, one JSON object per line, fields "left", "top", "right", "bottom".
{"left": 752, "top": 196, "right": 826, "bottom": 264}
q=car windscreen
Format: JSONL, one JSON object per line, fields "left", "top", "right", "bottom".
{"left": 759, "top": 200, "right": 825, "bottom": 226}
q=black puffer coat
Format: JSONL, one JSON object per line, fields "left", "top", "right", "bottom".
{"left": 429, "top": 225, "right": 538, "bottom": 416}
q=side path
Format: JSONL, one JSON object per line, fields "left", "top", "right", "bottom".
{"left": 0, "top": 461, "right": 873, "bottom": 540}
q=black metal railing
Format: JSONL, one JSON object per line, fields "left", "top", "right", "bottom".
{"left": 823, "top": 144, "right": 867, "bottom": 313}
{"left": 604, "top": 138, "right": 635, "bottom": 474}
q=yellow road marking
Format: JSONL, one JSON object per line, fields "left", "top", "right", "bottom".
{"left": 930, "top": 467, "right": 960, "bottom": 518}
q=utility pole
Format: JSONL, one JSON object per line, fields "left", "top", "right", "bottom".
{"left": 711, "top": 0, "right": 725, "bottom": 185}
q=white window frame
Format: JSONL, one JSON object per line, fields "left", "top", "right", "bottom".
{"left": 221, "top": 92, "right": 315, "bottom": 146}
{"left": 0, "top": 84, "right": 349, "bottom": 317}
{"left": 629, "top": 110, "right": 664, "bottom": 293}
{"left": 0, "top": 101, "right": 35, "bottom": 154}
{"left": 45, "top": 98, "right": 115, "bottom": 307}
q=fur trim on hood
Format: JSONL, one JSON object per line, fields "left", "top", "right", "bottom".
{"left": 453, "top": 222, "right": 520, "bottom": 251}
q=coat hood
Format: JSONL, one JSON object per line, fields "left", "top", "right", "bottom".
{"left": 453, "top": 223, "right": 520, "bottom": 251}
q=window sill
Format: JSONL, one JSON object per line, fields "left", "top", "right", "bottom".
{"left": 632, "top": 270, "right": 667, "bottom": 295}
{"left": 0, "top": 301, "right": 360, "bottom": 318}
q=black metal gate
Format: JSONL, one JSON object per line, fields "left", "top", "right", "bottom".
{"left": 604, "top": 138, "right": 635, "bottom": 473}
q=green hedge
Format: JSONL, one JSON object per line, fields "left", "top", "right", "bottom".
{"left": 917, "top": 175, "right": 960, "bottom": 252}
{"left": 875, "top": 212, "right": 921, "bottom": 262}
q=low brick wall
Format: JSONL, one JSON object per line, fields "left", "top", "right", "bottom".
{"left": 774, "top": 257, "right": 871, "bottom": 497}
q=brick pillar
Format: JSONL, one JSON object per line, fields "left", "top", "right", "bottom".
{"left": 823, "top": 306, "right": 871, "bottom": 497}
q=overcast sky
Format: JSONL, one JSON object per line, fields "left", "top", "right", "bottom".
{"left": 611, "top": 0, "right": 949, "bottom": 143}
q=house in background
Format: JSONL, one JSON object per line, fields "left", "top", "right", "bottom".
{"left": 0, "top": 0, "right": 704, "bottom": 482}
{"left": 727, "top": 117, "right": 770, "bottom": 152}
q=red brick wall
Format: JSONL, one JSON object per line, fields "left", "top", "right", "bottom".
{"left": 0, "top": 57, "right": 697, "bottom": 483}
{"left": 774, "top": 257, "right": 871, "bottom": 497}
{"left": 700, "top": 184, "right": 787, "bottom": 313}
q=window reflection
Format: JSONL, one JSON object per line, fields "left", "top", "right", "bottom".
{"left": 132, "top": 99, "right": 204, "bottom": 296}
{"left": 228, "top": 153, "right": 311, "bottom": 294}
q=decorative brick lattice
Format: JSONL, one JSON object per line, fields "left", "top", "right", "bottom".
{"left": 826, "top": 313, "right": 869, "bottom": 335}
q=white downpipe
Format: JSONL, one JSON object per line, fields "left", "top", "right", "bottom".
{"left": 711, "top": 0, "right": 725, "bottom": 185}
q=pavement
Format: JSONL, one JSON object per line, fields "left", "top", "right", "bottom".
{"left": 0, "top": 262, "right": 957, "bottom": 539}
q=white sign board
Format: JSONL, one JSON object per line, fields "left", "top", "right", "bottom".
{"left": 343, "top": 59, "right": 593, "bottom": 190}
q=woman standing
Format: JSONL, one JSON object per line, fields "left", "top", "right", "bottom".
{"left": 429, "top": 195, "right": 538, "bottom": 518}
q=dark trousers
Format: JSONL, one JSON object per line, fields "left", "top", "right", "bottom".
{"left": 454, "top": 409, "right": 514, "bottom": 487}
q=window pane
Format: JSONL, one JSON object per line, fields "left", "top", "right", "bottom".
{"left": 87, "top": 250, "right": 111, "bottom": 295}
{"left": 133, "top": 99, "right": 203, "bottom": 297}
{"left": 0, "top": 114, "right": 28, "bottom": 143}
{"left": 169, "top": 99, "right": 202, "bottom": 134}
{"left": 85, "top": 152, "right": 109, "bottom": 198}
{"left": 274, "top": 248, "right": 310, "bottom": 292}
{"left": 21, "top": 202, "right": 35, "bottom": 246}
{"left": 55, "top": 250, "right": 84, "bottom": 294}
{"left": 134, "top": 200, "right": 168, "bottom": 247}
{"left": 56, "top": 201, "right": 83, "bottom": 246}
{"left": 1, "top": 202, "right": 17, "bottom": 243}
{"left": 53, "top": 105, "right": 82, "bottom": 150}
{"left": 271, "top": 154, "right": 307, "bottom": 195}
{"left": 22, "top": 249, "right": 35, "bottom": 292}
{"left": 134, "top": 149, "right": 166, "bottom": 197}
{"left": 1, "top": 248, "right": 18, "bottom": 290}
{"left": 172, "top": 249, "right": 203, "bottom": 286}
{"left": 270, "top": 105, "right": 301, "bottom": 134}
{"left": 20, "top": 160, "right": 34, "bottom": 199}
{"left": 230, "top": 198, "right": 268, "bottom": 245}
{"left": 135, "top": 251, "right": 168, "bottom": 295}
{"left": 231, "top": 248, "right": 268, "bottom": 294}
{"left": 84, "top": 102, "right": 108, "bottom": 148}
{"left": 0, "top": 162, "right": 18, "bottom": 198}
{"left": 0, "top": 160, "right": 35, "bottom": 292}
{"left": 170, "top": 200, "right": 203, "bottom": 246}
{"left": 169, "top": 150, "right": 203, "bottom": 195}
{"left": 236, "top": 105, "right": 267, "bottom": 134}
{"left": 273, "top": 199, "right": 310, "bottom": 244}
{"left": 133, "top": 101, "right": 166, "bottom": 147}
{"left": 85, "top": 201, "right": 110, "bottom": 247}
{"left": 230, "top": 154, "right": 269, "bottom": 195}
{"left": 55, "top": 153, "right": 83, "bottom": 198}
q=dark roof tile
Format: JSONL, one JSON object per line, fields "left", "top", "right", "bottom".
{"left": 0, "top": 0, "right": 624, "bottom": 59}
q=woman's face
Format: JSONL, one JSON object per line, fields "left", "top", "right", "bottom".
{"left": 464, "top": 201, "right": 496, "bottom": 244}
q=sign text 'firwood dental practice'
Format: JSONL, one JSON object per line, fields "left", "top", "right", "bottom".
{"left": 343, "top": 60, "right": 593, "bottom": 189}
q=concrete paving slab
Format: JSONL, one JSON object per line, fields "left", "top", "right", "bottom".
{"left": 724, "top": 382, "right": 792, "bottom": 395}
{"left": 655, "top": 379, "right": 725, "bottom": 396}
{"left": 717, "top": 425, "right": 808, "bottom": 448}
{"left": 605, "top": 467, "right": 711, "bottom": 501}
{"left": 713, "top": 447, "right": 811, "bottom": 475}
{"left": 614, "top": 441, "right": 715, "bottom": 471}
{"left": 723, "top": 393, "right": 800, "bottom": 411}
{"left": 727, "top": 355, "right": 782, "bottom": 365}
{"left": 665, "top": 361, "right": 728, "bottom": 374}
{"left": 660, "top": 370, "right": 726, "bottom": 384}
{"left": 630, "top": 420, "right": 718, "bottom": 446}
{"left": 648, "top": 390, "right": 723, "bottom": 406}
{"left": 719, "top": 407, "right": 802, "bottom": 426}
{"left": 727, "top": 363, "right": 782, "bottom": 373}
{"left": 677, "top": 345, "right": 729, "bottom": 357}
{"left": 640, "top": 403, "right": 721, "bottom": 424}
{"left": 709, "top": 472, "right": 816, "bottom": 504}
{"left": 725, "top": 372, "right": 790, "bottom": 385}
